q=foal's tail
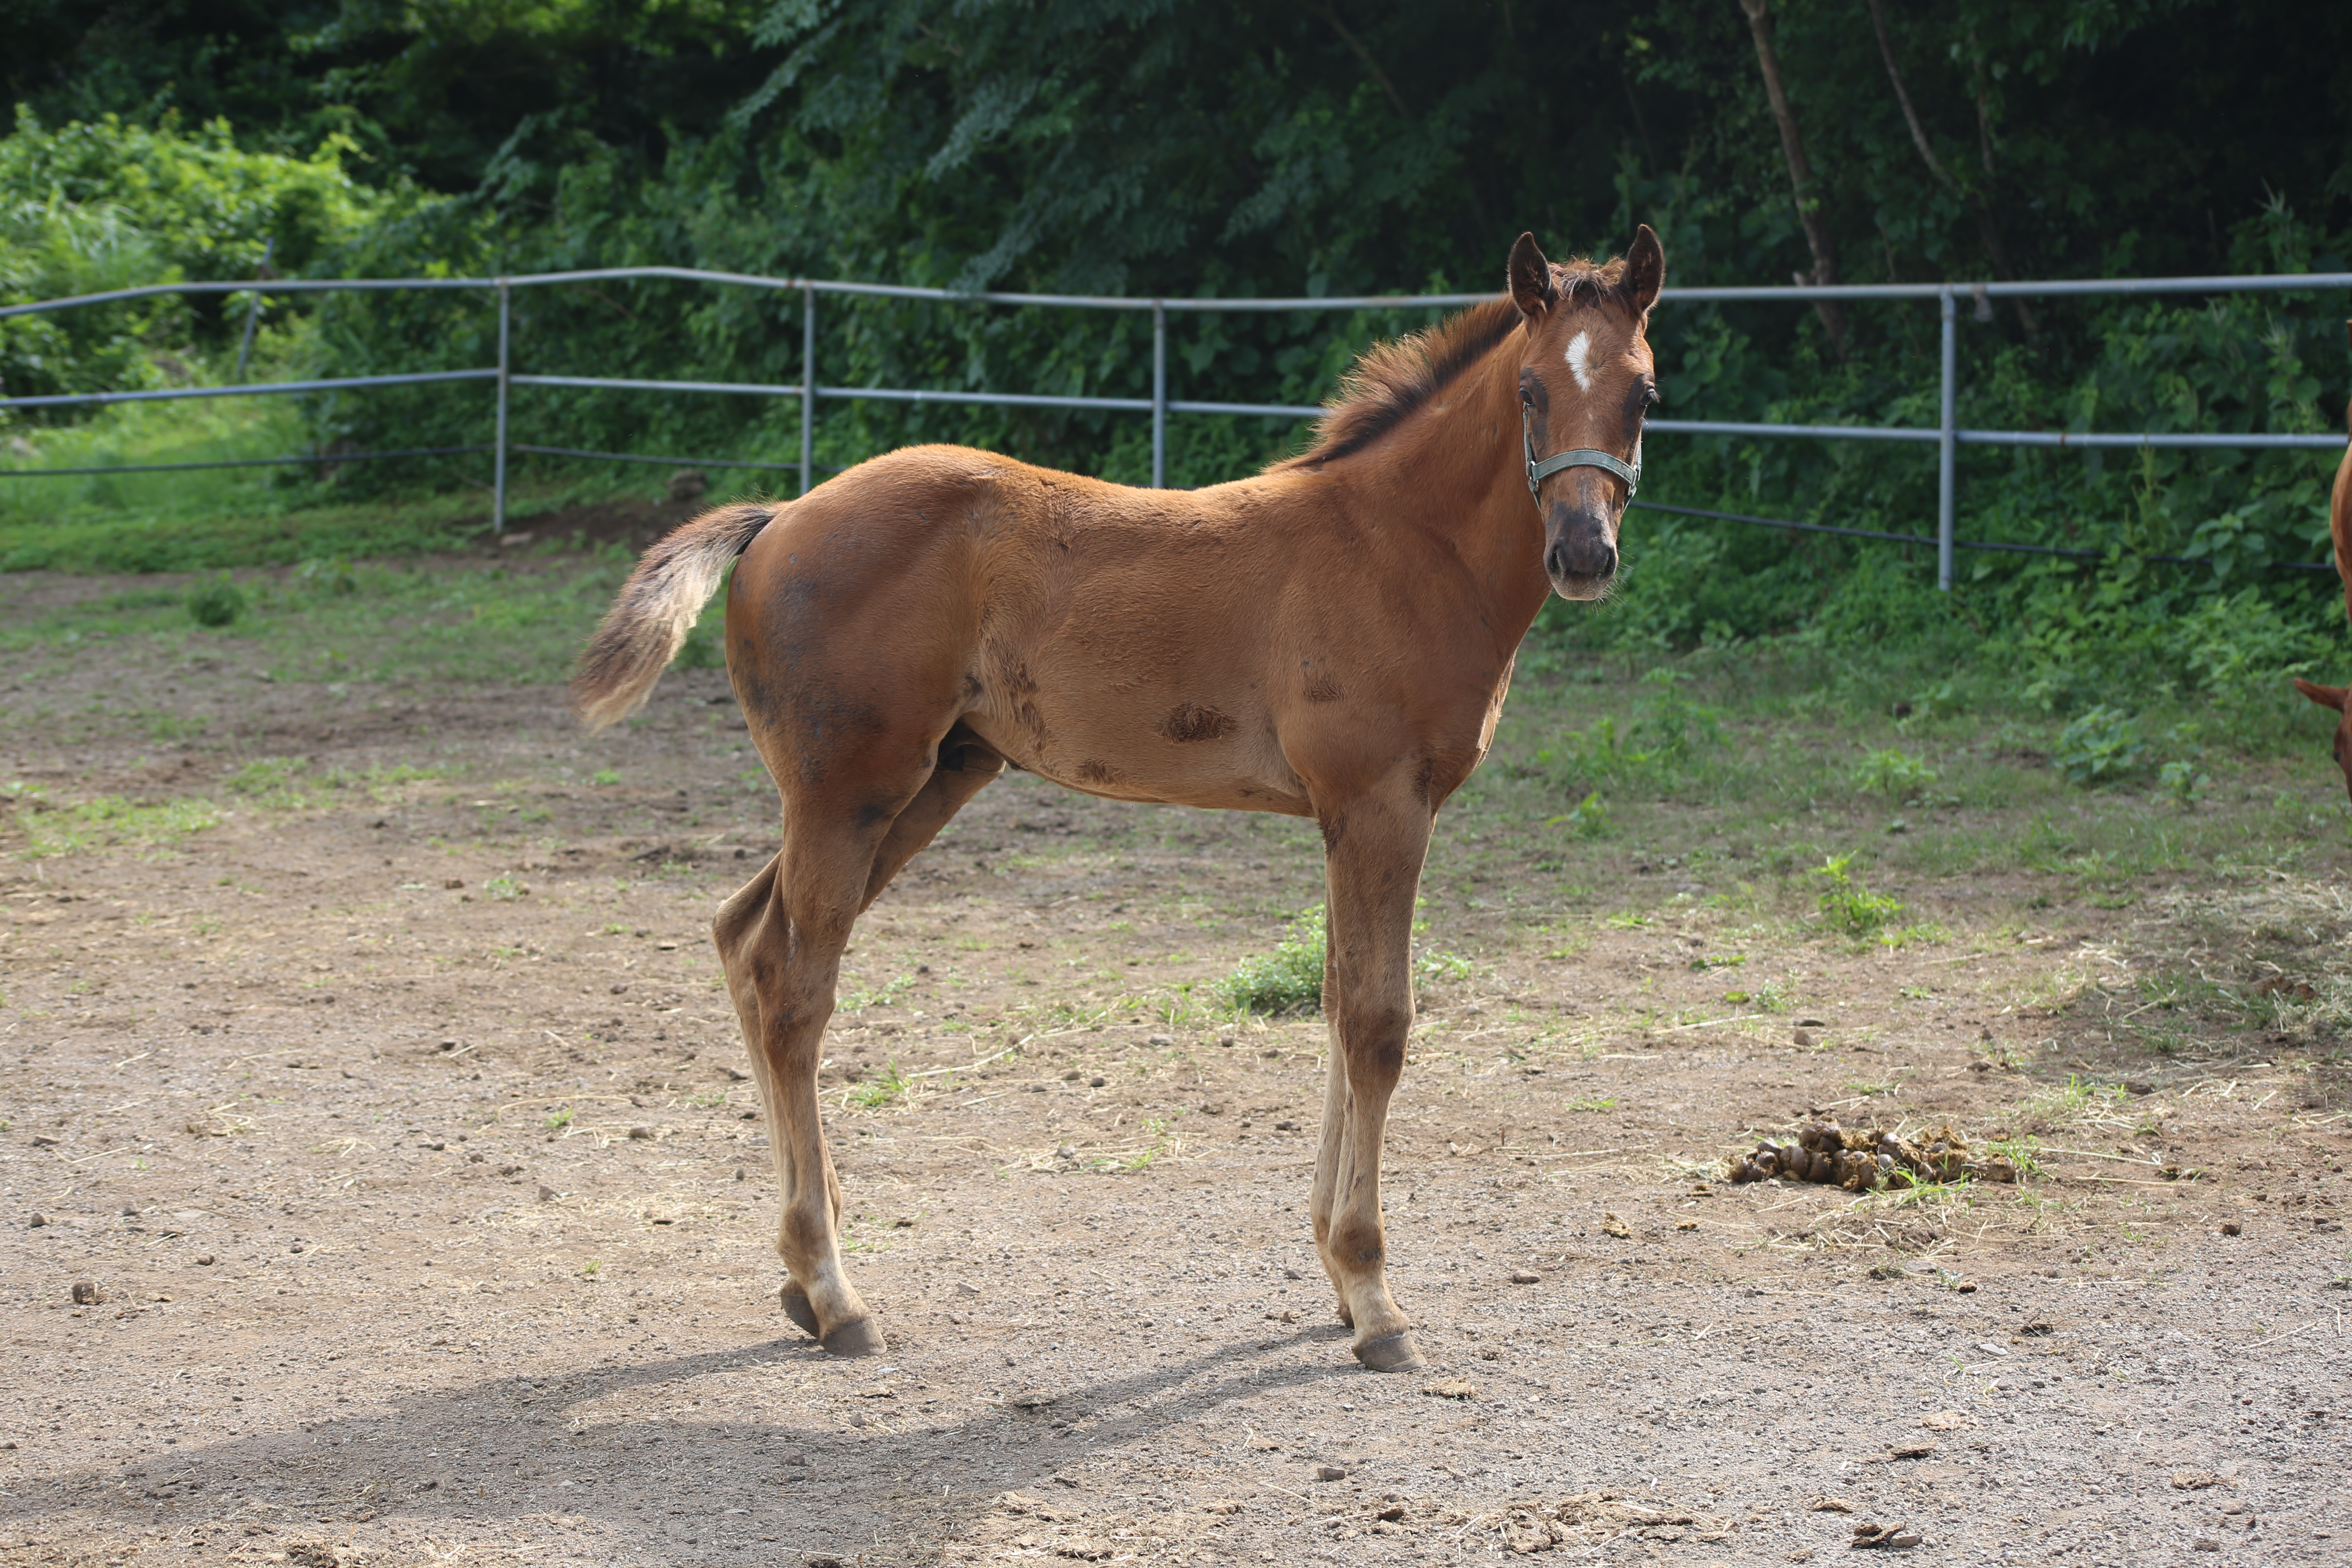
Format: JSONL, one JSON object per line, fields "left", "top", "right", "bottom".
{"left": 571, "top": 502, "right": 776, "bottom": 731}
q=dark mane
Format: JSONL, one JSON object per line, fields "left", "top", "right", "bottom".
{"left": 1278, "top": 257, "right": 1631, "bottom": 469}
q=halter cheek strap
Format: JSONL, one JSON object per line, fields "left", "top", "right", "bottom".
{"left": 1524, "top": 402, "right": 1640, "bottom": 508}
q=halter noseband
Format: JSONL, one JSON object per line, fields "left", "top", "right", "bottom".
{"left": 1523, "top": 402, "right": 1640, "bottom": 509}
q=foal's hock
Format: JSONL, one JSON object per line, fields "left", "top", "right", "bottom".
{"left": 573, "top": 227, "right": 1665, "bottom": 1370}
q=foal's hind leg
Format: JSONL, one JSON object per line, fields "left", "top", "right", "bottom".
{"left": 715, "top": 752, "right": 1000, "bottom": 1353}
{"left": 1307, "top": 780, "right": 1432, "bottom": 1372}
{"left": 857, "top": 746, "right": 1004, "bottom": 910}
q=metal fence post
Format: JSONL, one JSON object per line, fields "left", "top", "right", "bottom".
{"left": 1152, "top": 302, "right": 1167, "bottom": 489}
{"left": 234, "top": 238, "right": 274, "bottom": 383}
{"left": 800, "top": 283, "right": 816, "bottom": 497}
{"left": 493, "top": 279, "right": 511, "bottom": 535}
{"left": 1937, "top": 288, "right": 1956, "bottom": 592}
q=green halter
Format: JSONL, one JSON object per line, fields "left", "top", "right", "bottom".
{"left": 1523, "top": 402, "right": 1641, "bottom": 509}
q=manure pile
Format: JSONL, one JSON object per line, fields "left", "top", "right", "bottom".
{"left": 1726, "top": 1119, "right": 2016, "bottom": 1191}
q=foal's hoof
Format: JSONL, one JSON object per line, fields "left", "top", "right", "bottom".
{"left": 1352, "top": 1331, "right": 1427, "bottom": 1373}
{"left": 820, "top": 1316, "right": 886, "bottom": 1358}
{"left": 778, "top": 1281, "right": 819, "bottom": 1337}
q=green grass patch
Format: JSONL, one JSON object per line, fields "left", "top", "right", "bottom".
{"left": 9, "top": 786, "right": 218, "bottom": 856}
{"left": 0, "top": 550, "right": 637, "bottom": 692}
{"left": 839, "top": 974, "right": 917, "bottom": 1013}
{"left": 845, "top": 1060, "right": 914, "bottom": 1109}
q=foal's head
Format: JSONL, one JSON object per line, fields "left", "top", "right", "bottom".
{"left": 1507, "top": 226, "right": 1665, "bottom": 600}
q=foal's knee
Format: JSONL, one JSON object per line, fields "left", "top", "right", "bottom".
{"left": 1334, "top": 997, "right": 1411, "bottom": 1074}
{"left": 1326, "top": 1213, "right": 1387, "bottom": 1270}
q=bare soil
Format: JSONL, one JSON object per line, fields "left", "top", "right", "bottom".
{"left": 2, "top": 564, "right": 2348, "bottom": 1568}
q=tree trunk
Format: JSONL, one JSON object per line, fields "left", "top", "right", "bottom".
{"left": 1867, "top": 0, "right": 2038, "bottom": 341}
{"left": 1737, "top": 0, "right": 1848, "bottom": 358}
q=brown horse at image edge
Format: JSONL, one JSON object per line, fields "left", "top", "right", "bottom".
{"left": 2289, "top": 322, "right": 2352, "bottom": 794}
{"left": 572, "top": 227, "right": 1666, "bottom": 1372}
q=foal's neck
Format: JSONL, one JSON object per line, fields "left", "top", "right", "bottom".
{"left": 1347, "top": 338, "right": 1555, "bottom": 661}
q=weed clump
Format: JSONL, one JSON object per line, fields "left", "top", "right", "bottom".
{"left": 846, "top": 1060, "right": 913, "bottom": 1108}
{"left": 1216, "top": 904, "right": 1472, "bottom": 1014}
{"left": 2054, "top": 705, "right": 2149, "bottom": 784}
{"left": 187, "top": 577, "right": 246, "bottom": 627}
{"left": 1548, "top": 791, "right": 1609, "bottom": 838}
{"left": 2158, "top": 757, "right": 2211, "bottom": 807}
{"left": 1218, "top": 906, "right": 1327, "bottom": 1014}
{"left": 1811, "top": 855, "right": 1905, "bottom": 938}
{"left": 1854, "top": 747, "right": 1937, "bottom": 798}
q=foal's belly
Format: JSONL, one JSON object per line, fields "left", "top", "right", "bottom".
{"left": 960, "top": 709, "right": 1315, "bottom": 817}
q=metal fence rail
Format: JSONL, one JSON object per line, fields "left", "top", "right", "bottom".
{"left": 2, "top": 264, "right": 2345, "bottom": 587}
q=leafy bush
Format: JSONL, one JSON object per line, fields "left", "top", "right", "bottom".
{"left": 2054, "top": 706, "right": 2149, "bottom": 785}
{"left": 186, "top": 577, "right": 246, "bottom": 626}
{"left": 0, "top": 109, "right": 392, "bottom": 418}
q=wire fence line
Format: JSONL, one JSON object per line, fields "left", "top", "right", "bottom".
{"left": 2, "top": 264, "right": 2346, "bottom": 587}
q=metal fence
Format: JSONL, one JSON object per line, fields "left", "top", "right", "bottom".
{"left": 2, "top": 266, "right": 2345, "bottom": 590}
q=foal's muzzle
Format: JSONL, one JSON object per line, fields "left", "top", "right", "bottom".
{"left": 1545, "top": 505, "right": 1619, "bottom": 599}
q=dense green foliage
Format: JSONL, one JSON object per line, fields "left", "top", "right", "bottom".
{"left": 0, "top": 108, "right": 388, "bottom": 403}
{"left": 4, "top": 0, "right": 2350, "bottom": 704}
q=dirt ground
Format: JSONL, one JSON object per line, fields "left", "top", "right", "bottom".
{"left": 2, "top": 561, "right": 2349, "bottom": 1568}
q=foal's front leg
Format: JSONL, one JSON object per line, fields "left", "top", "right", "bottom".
{"left": 1308, "top": 785, "right": 1432, "bottom": 1372}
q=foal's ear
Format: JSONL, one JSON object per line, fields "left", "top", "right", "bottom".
{"left": 1624, "top": 223, "right": 1665, "bottom": 314}
{"left": 2293, "top": 676, "right": 2349, "bottom": 712}
{"left": 1508, "top": 232, "right": 1556, "bottom": 318}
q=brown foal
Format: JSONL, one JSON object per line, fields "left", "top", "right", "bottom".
{"left": 574, "top": 227, "right": 1665, "bottom": 1371}
{"left": 2290, "top": 324, "right": 2352, "bottom": 797}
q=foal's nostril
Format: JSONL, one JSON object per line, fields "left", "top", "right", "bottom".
{"left": 1546, "top": 507, "right": 1620, "bottom": 584}
{"left": 1548, "top": 537, "right": 1616, "bottom": 582}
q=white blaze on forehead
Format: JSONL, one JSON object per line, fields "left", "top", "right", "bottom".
{"left": 1565, "top": 330, "right": 1593, "bottom": 392}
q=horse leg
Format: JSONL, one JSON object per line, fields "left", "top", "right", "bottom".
{"left": 858, "top": 744, "right": 1004, "bottom": 911}
{"left": 1310, "top": 929, "right": 1356, "bottom": 1327}
{"left": 713, "top": 845, "right": 874, "bottom": 1352}
{"left": 1307, "top": 782, "right": 1432, "bottom": 1372}
{"left": 715, "top": 743, "right": 1001, "bottom": 1353}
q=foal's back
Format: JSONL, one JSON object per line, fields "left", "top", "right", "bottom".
{"left": 724, "top": 445, "right": 1503, "bottom": 816}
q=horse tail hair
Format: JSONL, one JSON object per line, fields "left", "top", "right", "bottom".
{"left": 571, "top": 501, "right": 775, "bottom": 731}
